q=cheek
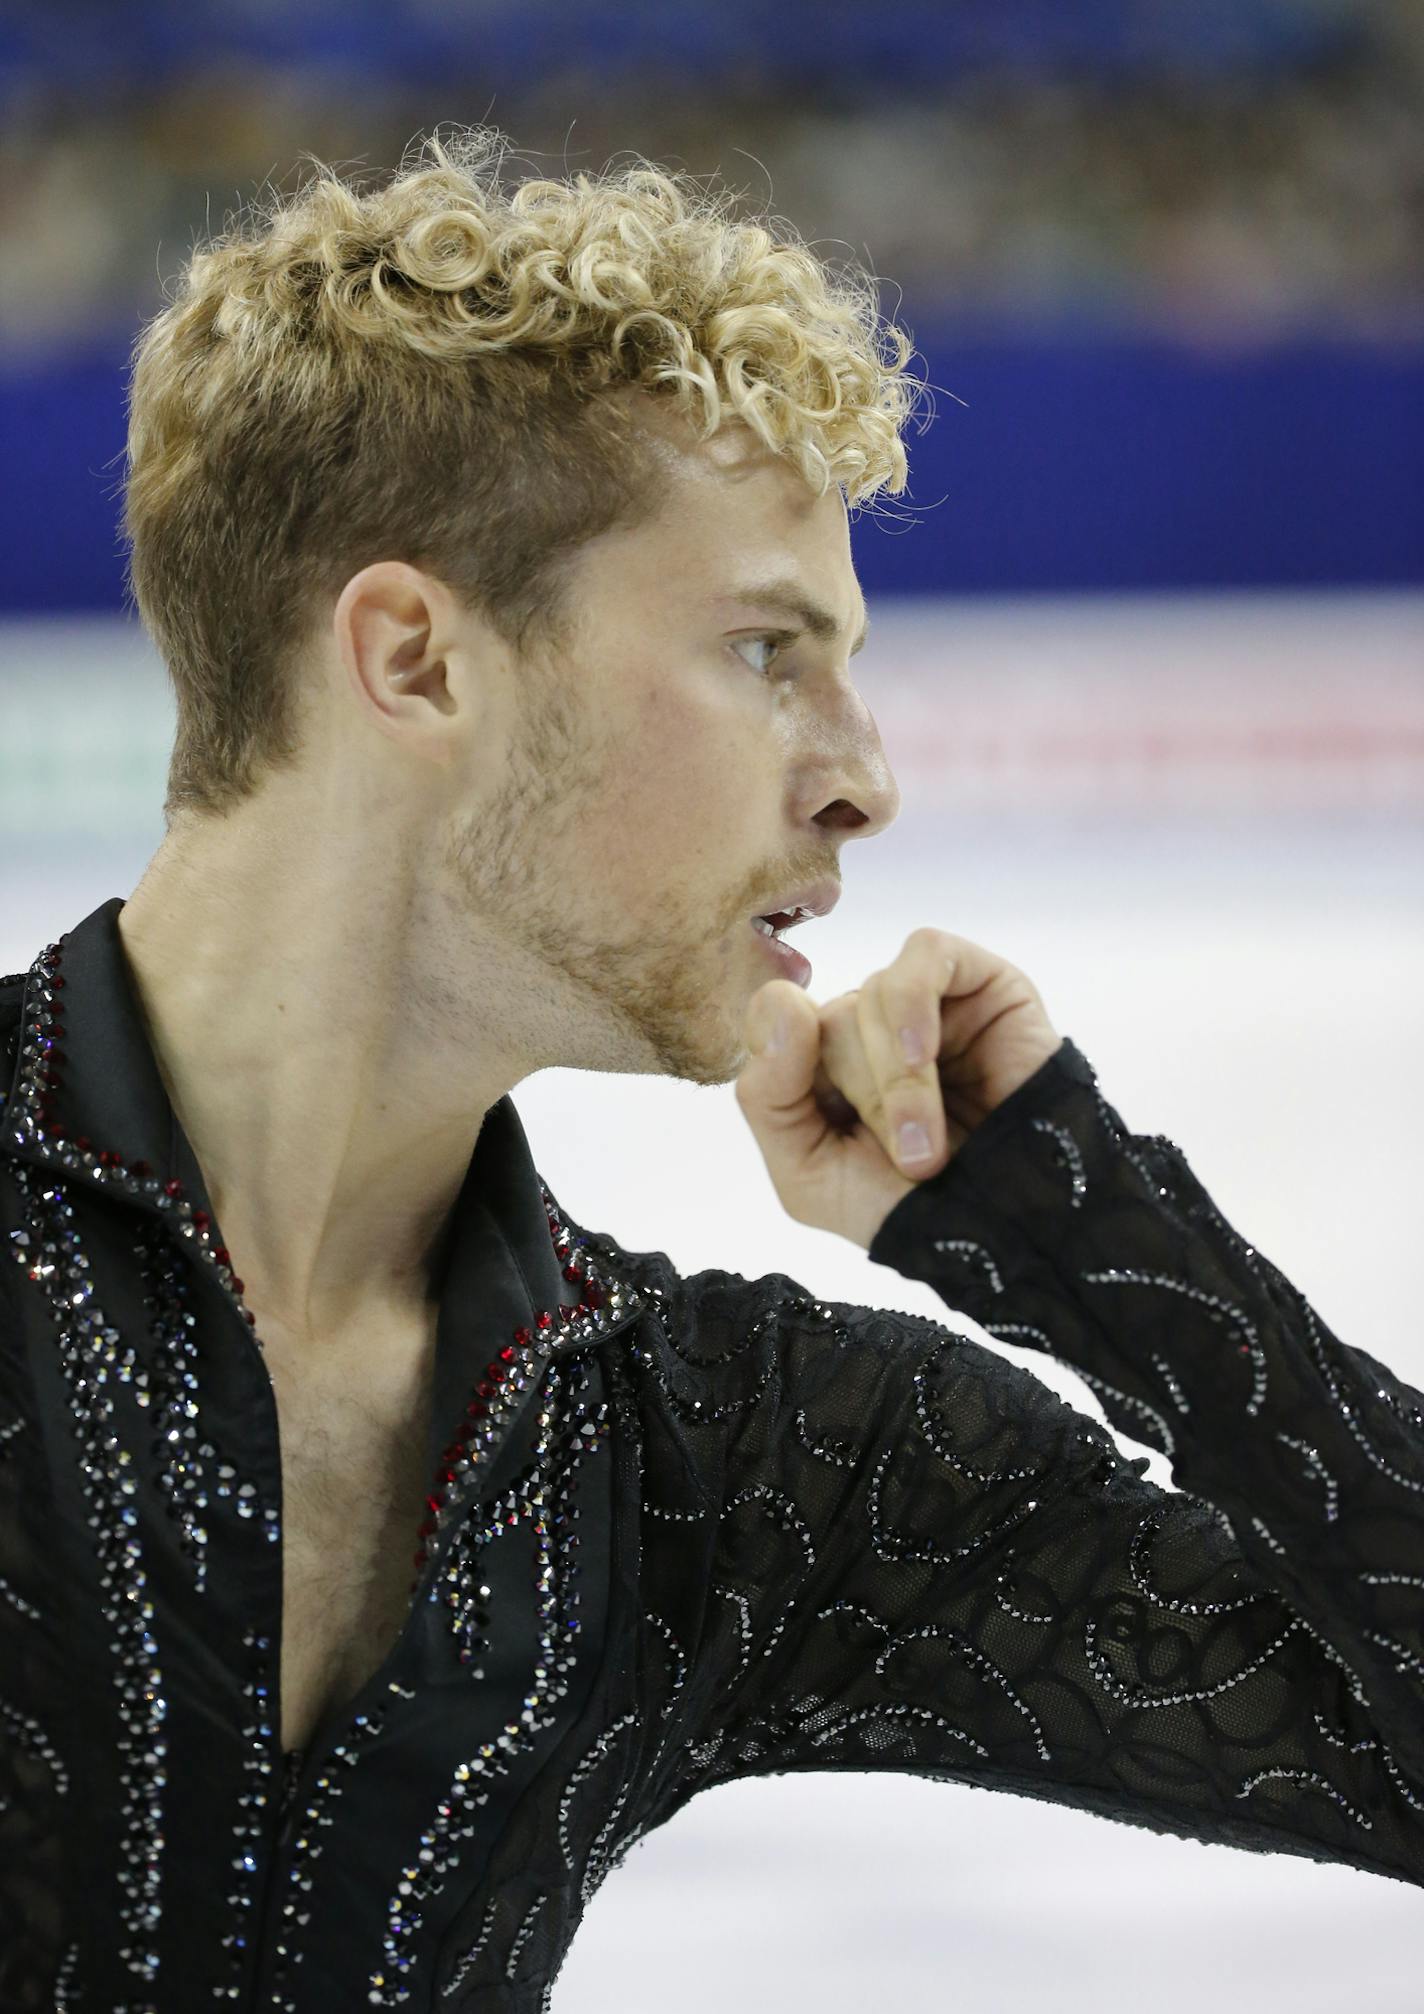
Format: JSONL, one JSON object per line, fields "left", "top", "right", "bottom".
{"left": 652, "top": 715, "right": 766, "bottom": 841}
{"left": 581, "top": 688, "right": 767, "bottom": 889}
{"left": 634, "top": 669, "right": 771, "bottom": 779}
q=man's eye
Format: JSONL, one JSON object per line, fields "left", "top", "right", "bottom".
{"left": 730, "top": 632, "right": 793, "bottom": 675}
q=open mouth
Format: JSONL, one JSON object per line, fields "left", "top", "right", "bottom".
{"left": 747, "top": 914, "right": 813, "bottom": 985}
{"left": 749, "top": 906, "right": 811, "bottom": 940}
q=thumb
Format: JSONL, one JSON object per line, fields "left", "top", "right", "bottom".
{"left": 744, "top": 977, "right": 815, "bottom": 1067}
{"left": 737, "top": 979, "right": 823, "bottom": 1151}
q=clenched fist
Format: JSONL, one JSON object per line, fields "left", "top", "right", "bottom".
{"left": 734, "top": 927, "right": 1063, "bottom": 1251}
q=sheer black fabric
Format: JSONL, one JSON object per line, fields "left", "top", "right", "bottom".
{"left": 599, "top": 1039, "right": 1424, "bottom": 1883}
{"left": 2, "top": 900, "right": 1420, "bottom": 2012}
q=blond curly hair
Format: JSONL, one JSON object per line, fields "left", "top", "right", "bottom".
{"left": 121, "top": 125, "right": 926, "bottom": 827}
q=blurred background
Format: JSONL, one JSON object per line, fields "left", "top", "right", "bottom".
{"left": 2, "top": 3, "right": 1422, "bottom": 2010}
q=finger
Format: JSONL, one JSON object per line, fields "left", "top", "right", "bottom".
{"left": 886, "top": 926, "right": 1062, "bottom": 1119}
{"left": 812, "top": 991, "right": 877, "bottom": 1131}
{"left": 856, "top": 932, "right": 959, "bottom": 1175}
{"left": 734, "top": 979, "right": 829, "bottom": 1193}
{"left": 906, "top": 926, "right": 1007, "bottom": 1003}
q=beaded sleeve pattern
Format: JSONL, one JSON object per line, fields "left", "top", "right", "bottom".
{"left": 619, "top": 1038, "right": 1424, "bottom": 1890}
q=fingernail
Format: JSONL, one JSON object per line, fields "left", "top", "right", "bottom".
{"left": 900, "top": 1025, "right": 925, "bottom": 1066}
{"left": 897, "top": 1120, "right": 932, "bottom": 1165}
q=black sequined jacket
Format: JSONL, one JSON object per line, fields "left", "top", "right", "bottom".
{"left": 2, "top": 897, "right": 1421, "bottom": 2011}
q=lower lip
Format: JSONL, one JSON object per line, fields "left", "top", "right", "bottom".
{"left": 748, "top": 920, "right": 812, "bottom": 988}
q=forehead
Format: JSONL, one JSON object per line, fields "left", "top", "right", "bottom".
{"left": 588, "top": 391, "right": 860, "bottom": 619}
{"left": 638, "top": 408, "right": 851, "bottom": 554}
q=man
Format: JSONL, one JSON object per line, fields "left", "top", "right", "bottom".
{"left": 2, "top": 126, "right": 1420, "bottom": 2011}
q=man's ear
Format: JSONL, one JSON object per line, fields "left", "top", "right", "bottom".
{"left": 333, "top": 561, "right": 458, "bottom": 747}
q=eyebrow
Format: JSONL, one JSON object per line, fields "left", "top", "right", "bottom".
{"left": 720, "top": 579, "right": 871, "bottom": 656}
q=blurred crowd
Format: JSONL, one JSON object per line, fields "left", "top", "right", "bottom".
{"left": 1, "top": 0, "right": 1421, "bottom": 354}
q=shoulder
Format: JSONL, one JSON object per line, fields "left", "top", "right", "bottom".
{"left": 555, "top": 1188, "right": 1117, "bottom": 1488}
{"left": 551, "top": 1181, "right": 947, "bottom": 1413}
{"left": 550, "top": 1183, "right": 825, "bottom": 1347}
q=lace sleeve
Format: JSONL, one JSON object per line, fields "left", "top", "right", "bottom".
{"left": 869, "top": 1037, "right": 1424, "bottom": 1793}
{"left": 641, "top": 1042, "right": 1424, "bottom": 1889}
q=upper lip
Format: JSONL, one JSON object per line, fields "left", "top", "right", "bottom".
{"left": 753, "top": 879, "right": 841, "bottom": 924}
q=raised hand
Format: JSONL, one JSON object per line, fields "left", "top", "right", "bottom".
{"left": 734, "top": 926, "right": 1064, "bottom": 1251}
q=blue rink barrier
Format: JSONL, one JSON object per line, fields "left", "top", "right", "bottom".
{"left": 0, "top": 0, "right": 1361, "bottom": 97}
{"left": 1, "top": 326, "right": 1420, "bottom": 609}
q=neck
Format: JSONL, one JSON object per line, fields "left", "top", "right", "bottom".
{"left": 115, "top": 806, "right": 500, "bottom": 1338}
